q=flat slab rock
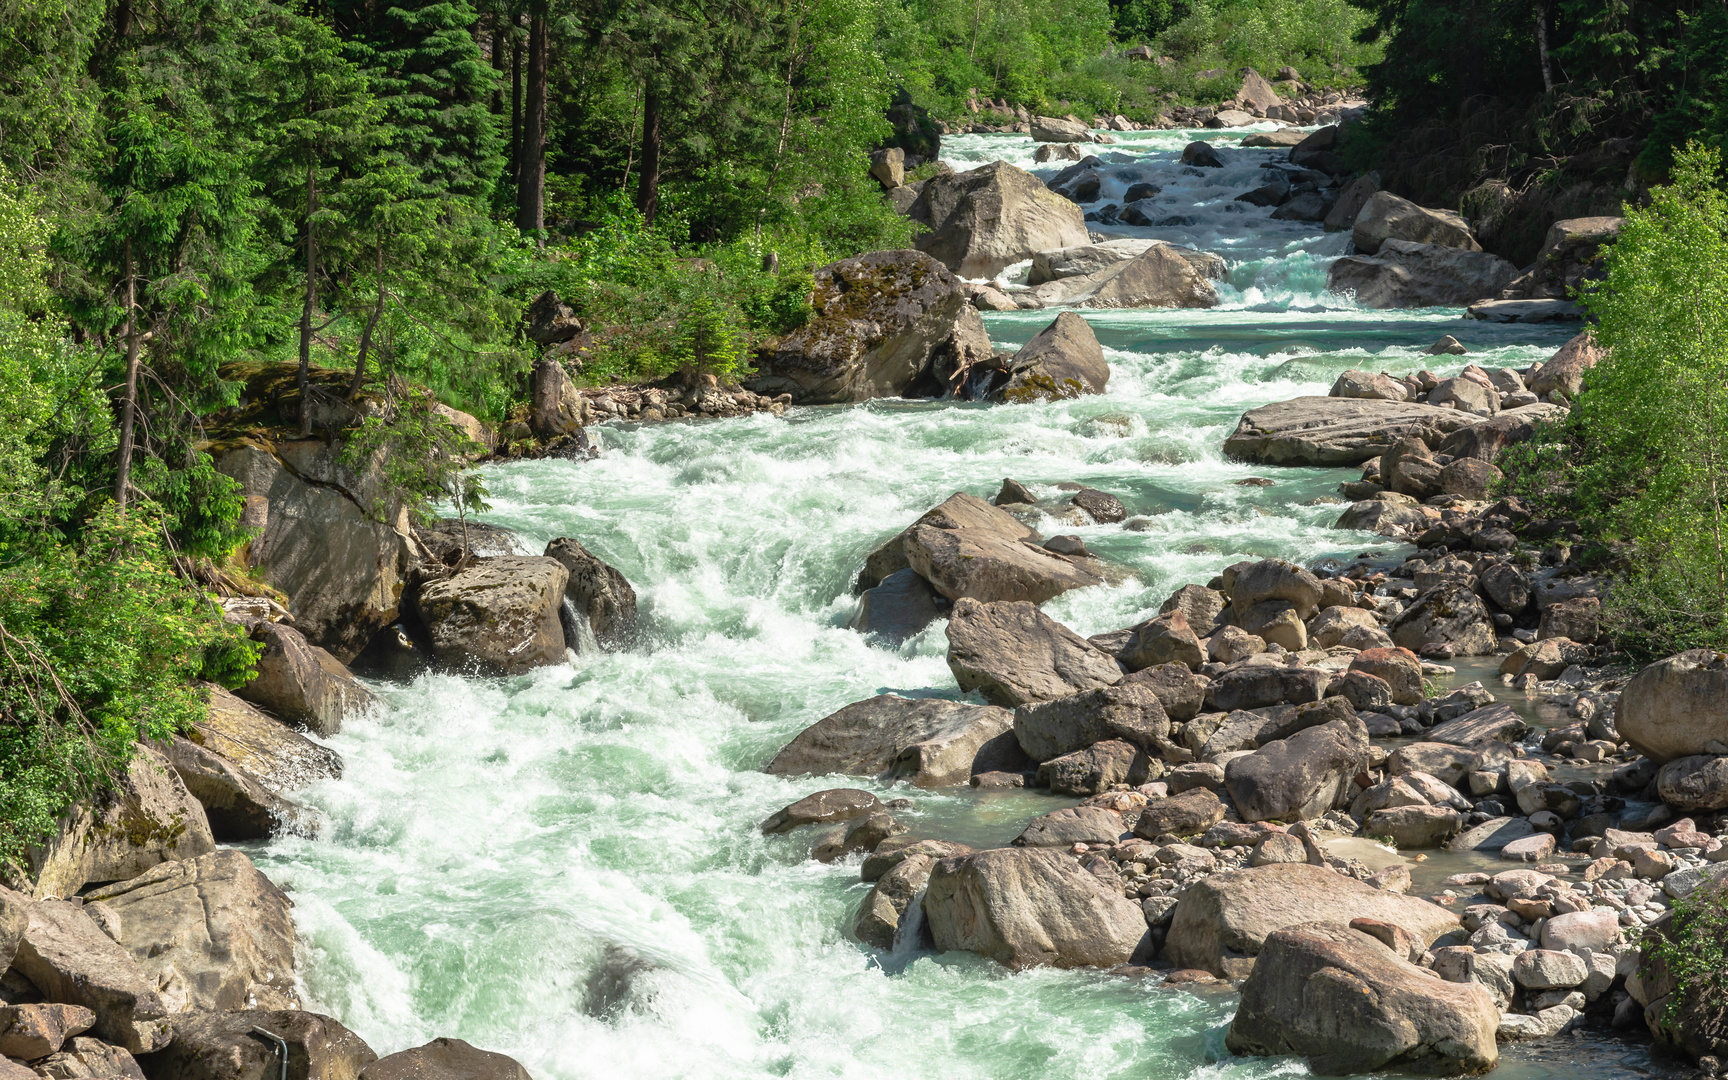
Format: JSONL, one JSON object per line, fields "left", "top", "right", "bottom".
{"left": 1425, "top": 703, "right": 1529, "bottom": 747}
{"left": 1223, "top": 396, "right": 1479, "bottom": 466}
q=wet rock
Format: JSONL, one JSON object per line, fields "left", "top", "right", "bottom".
{"left": 1012, "top": 683, "right": 1170, "bottom": 762}
{"left": 849, "top": 568, "right": 945, "bottom": 644}
{"left": 143, "top": 1009, "right": 377, "bottom": 1080}
{"left": 235, "top": 622, "right": 376, "bottom": 737}
{"left": 193, "top": 686, "right": 342, "bottom": 793}
{"left": 543, "top": 538, "right": 638, "bottom": 649}
{"left": 986, "top": 312, "right": 1109, "bottom": 404}
{"left": 860, "top": 492, "right": 1039, "bottom": 591}
{"left": 163, "top": 736, "right": 318, "bottom": 842}
{"left": 1426, "top": 703, "right": 1530, "bottom": 746}
{"left": 1224, "top": 717, "right": 1370, "bottom": 823}
{"left": 1226, "top": 922, "right": 1499, "bottom": 1075}
{"left": 1164, "top": 863, "right": 1461, "bottom": 977}
{"left": 768, "top": 695, "right": 1016, "bottom": 788}
{"left": 1069, "top": 486, "right": 1126, "bottom": 523}
{"left": 908, "top": 163, "right": 1089, "bottom": 278}
{"left": 760, "top": 789, "right": 882, "bottom": 834}
{"left": 854, "top": 853, "right": 935, "bottom": 950}
{"left": 528, "top": 356, "right": 584, "bottom": 438}
{"left": 1132, "top": 788, "right": 1227, "bottom": 839}
{"left": 1446, "top": 816, "right": 1537, "bottom": 853}
{"left": 922, "top": 848, "right": 1151, "bottom": 969}
{"left": 1181, "top": 142, "right": 1224, "bottom": 168}
{"left": 812, "top": 811, "right": 906, "bottom": 863}
{"left": 414, "top": 556, "right": 569, "bottom": 674}
{"left": 1324, "top": 172, "right": 1380, "bottom": 232}
{"left": 12, "top": 901, "right": 170, "bottom": 1053}
{"left": 86, "top": 850, "right": 298, "bottom": 1012}
{"left": 359, "top": 1039, "right": 532, "bottom": 1080}
{"left": 749, "top": 250, "right": 991, "bottom": 404}
{"left": 945, "top": 598, "right": 1121, "bottom": 707}
{"left": 1023, "top": 243, "right": 1220, "bottom": 310}
{"left": 906, "top": 519, "right": 1103, "bottom": 605}
{"left": 1389, "top": 582, "right": 1497, "bottom": 656}
{"left": 1369, "top": 805, "right": 1464, "bottom": 848}
{"left": 1351, "top": 192, "right": 1480, "bottom": 255}
{"left": 21, "top": 744, "right": 215, "bottom": 901}
{"left": 861, "top": 838, "right": 974, "bottom": 882}
{"left": 1012, "top": 807, "right": 1127, "bottom": 847}
{"left": 1224, "top": 396, "right": 1479, "bottom": 466}
{"left": 1329, "top": 369, "right": 1408, "bottom": 402}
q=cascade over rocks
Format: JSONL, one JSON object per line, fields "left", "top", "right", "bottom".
{"left": 413, "top": 557, "right": 570, "bottom": 674}
{"left": 1227, "top": 922, "right": 1500, "bottom": 1075}
{"left": 906, "top": 162, "right": 1089, "bottom": 278}
{"left": 854, "top": 854, "right": 936, "bottom": 950}
{"left": 1224, "top": 397, "right": 1478, "bottom": 466}
{"left": 766, "top": 695, "right": 1019, "bottom": 787}
{"left": 921, "top": 848, "right": 1151, "bottom": 970}
{"left": 543, "top": 538, "right": 637, "bottom": 649}
{"left": 747, "top": 250, "right": 992, "bottom": 405}
{"left": 945, "top": 599, "right": 1122, "bottom": 707}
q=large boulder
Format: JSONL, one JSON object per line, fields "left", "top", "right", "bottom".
{"left": 86, "top": 849, "right": 298, "bottom": 1012}
{"left": 1438, "top": 403, "right": 1567, "bottom": 462}
{"left": 1529, "top": 331, "right": 1605, "bottom": 399}
{"left": 1232, "top": 559, "right": 1323, "bottom": 620}
{"left": 1120, "top": 610, "right": 1204, "bottom": 671}
{"left": 1330, "top": 369, "right": 1408, "bottom": 402}
{"left": 142, "top": 1010, "right": 376, "bottom": 1080}
{"left": 1620, "top": 651, "right": 1728, "bottom": 764}
{"left": 905, "top": 524, "right": 1102, "bottom": 605}
{"left": 921, "top": 848, "right": 1149, "bottom": 970}
{"left": 1425, "top": 703, "right": 1528, "bottom": 746}
{"left": 1348, "top": 648, "right": 1423, "bottom": 706}
{"left": 747, "top": 250, "right": 992, "bottom": 405}
{"left": 1013, "top": 806, "right": 1127, "bottom": 847}
{"left": 528, "top": 356, "right": 584, "bottom": 437}
{"left": 1133, "top": 788, "right": 1227, "bottom": 838}
{"left": 1205, "top": 665, "right": 1329, "bottom": 712}
{"left": 0, "top": 1003, "right": 96, "bottom": 1059}
{"left": 854, "top": 853, "right": 935, "bottom": 950}
{"left": 234, "top": 621, "right": 375, "bottom": 737}
{"left": 987, "top": 312, "right": 1109, "bottom": 404}
{"left": 1327, "top": 240, "right": 1518, "bottom": 308}
{"left": 1029, "top": 116, "right": 1092, "bottom": 143}
{"left": 849, "top": 567, "right": 945, "bottom": 644}
{"left": 1656, "top": 756, "right": 1728, "bottom": 812}
{"left": 1351, "top": 192, "right": 1480, "bottom": 255}
{"left": 11, "top": 901, "right": 171, "bottom": 1053}
{"left": 1199, "top": 697, "right": 1360, "bottom": 759}
{"left": 1504, "top": 217, "right": 1622, "bottom": 301}
{"left": 359, "top": 1039, "right": 532, "bottom": 1080}
{"left": 945, "top": 599, "right": 1121, "bottom": 707}
{"left": 859, "top": 491, "right": 1038, "bottom": 591}
{"left": 21, "top": 744, "right": 216, "bottom": 901}
{"left": 1324, "top": 172, "right": 1380, "bottom": 232}
{"left": 907, "top": 162, "right": 1089, "bottom": 279}
{"left": 765, "top": 695, "right": 1017, "bottom": 788}
{"left": 1012, "top": 683, "right": 1170, "bottom": 762}
{"left": 213, "top": 443, "right": 413, "bottom": 663}
{"left": 1022, "top": 243, "right": 1220, "bottom": 310}
{"left": 543, "top": 539, "right": 637, "bottom": 650}
{"left": 1226, "top": 922, "right": 1499, "bottom": 1075}
{"left": 1163, "top": 863, "right": 1461, "bottom": 977}
{"left": 760, "top": 788, "right": 881, "bottom": 834}
{"left": 414, "top": 556, "right": 569, "bottom": 674}
{"left": 1224, "top": 717, "right": 1370, "bottom": 823}
{"left": 163, "top": 736, "right": 318, "bottom": 842}
{"left": 1027, "top": 239, "right": 1174, "bottom": 285}
{"left": 1389, "top": 582, "right": 1497, "bottom": 656}
{"left": 195, "top": 686, "right": 343, "bottom": 792}
{"left": 1224, "top": 397, "right": 1479, "bottom": 466}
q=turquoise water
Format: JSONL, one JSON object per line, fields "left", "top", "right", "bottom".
{"left": 251, "top": 131, "right": 1657, "bottom": 1079}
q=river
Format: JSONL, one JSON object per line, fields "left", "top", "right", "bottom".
{"left": 251, "top": 127, "right": 1677, "bottom": 1080}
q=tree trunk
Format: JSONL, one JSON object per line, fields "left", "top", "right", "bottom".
{"left": 510, "top": 15, "right": 524, "bottom": 188}
{"left": 515, "top": 9, "right": 546, "bottom": 236}
{"left": 299, "top": 158, "right": 317, "bottom": 436}
{"left": 114, "top": 239, "right": 140, "bottom": 512}
{"left": 636, "top": 82, "right": 663, "bottom": 225}
{"left": 348, "top": 239, "right": 385, "bottom": 400}
{"left": 1534, "top": 2, "right": 1554, "bottom": 95}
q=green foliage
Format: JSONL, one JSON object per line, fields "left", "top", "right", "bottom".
{"left": 0, "top": 505, "right": 257, "bottom": 871}
{"left": 339, "top": 392, "right": 490, "bottom": 533}
{"left": 1649, "top": 881, "right": 1728, "bottom": 1024}
{"left": 1503, "top": 144, "right": 1728, "bottom": 659}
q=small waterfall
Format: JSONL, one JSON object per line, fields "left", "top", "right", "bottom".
{"left": 561, "top": 597, "right": 601, "bottom": 657}
{"left": 888, "top": 883, "right": 929, "bottom": 958}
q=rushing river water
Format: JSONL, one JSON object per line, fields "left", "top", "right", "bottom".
{"left": 253, "top": 128, "right": 1677, "bottom": 1079}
